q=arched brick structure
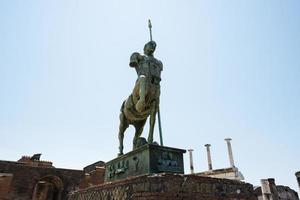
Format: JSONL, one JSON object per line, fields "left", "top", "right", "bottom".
{"left": 32, "top": 176, "right": 63, "bottom": 200}
{"left": 0, "top": 160, "right": 84, "bottom": 200}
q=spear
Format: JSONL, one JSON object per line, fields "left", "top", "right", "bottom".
{"left": 148, "top": 19, "right": 163, "bottom": 146}
{"left": 148, "top": 19, "right": 153, "bottom": 41}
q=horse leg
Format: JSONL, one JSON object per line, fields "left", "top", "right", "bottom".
{"left": 148, "top": 102, "right": 158, "bottom": 144}
{"left": 133, "top": 119, "right": 147, "bottom": 150}
{"left": 118, "top": 112, "right": 129, "bottom": 156}
{"left": 135, "top": 76, "right": 147, "bottom": 112}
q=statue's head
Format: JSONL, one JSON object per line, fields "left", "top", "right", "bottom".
{"left": 144, "top": 41, "right": 156, "bottom": 56}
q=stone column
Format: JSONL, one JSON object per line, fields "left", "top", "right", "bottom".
{"left": 296, "top": 171, "right": 300, "bottom": 193}
{"left": 204, "top": 144, "right": 213, "bottom": 170}
{"left": 188, "top": 149, "right": 194, "bottom": 174}
{"left": 261, "top": 179, "right": 272, "bottom": 200}
{"left": 224, "top": 138, "right": 235, "bottom": 167}
{"left": 268, "top": 178, "right": 279, "bottom": 200}
{"left": 261, "top": 178, "right": 279, "bottom": 200}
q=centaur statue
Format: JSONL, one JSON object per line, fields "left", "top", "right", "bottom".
{"left": 118, "top": 20, "right": 163, "bottom": 156}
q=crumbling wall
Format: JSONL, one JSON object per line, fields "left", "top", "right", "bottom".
{"left": 79, "top": 167, "right": 105, "bottom": 189}
{"left": 69, "top": 173, "right": 257, "bottom": 200}
{"left": 0, "top": 160, "right": 84, "bottom": 200}
{"left": 296, "top": 171, "right": 300, "bottom": 193}
{"left": 0, "top": 173, "right": 13, "bottom": 200}
{"left": 277, "top": 185, "right": 299, "bottom": 200}
{"left": 254, "top": 180, "right": 299, "bottom": 200}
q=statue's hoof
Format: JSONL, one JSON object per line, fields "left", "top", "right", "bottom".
{"left": 134, "top": 137, "right": 147, "bottom": 149}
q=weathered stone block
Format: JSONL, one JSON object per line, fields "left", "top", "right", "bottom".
{"left": 105, "top": 144, "right": 186, "bottom": 182}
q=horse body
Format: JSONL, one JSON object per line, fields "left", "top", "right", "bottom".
{"left": 118, "top": 49, "right": 162, "bottom": 156}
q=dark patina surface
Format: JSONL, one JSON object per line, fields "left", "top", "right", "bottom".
{"left": 105, "top": 144, "right": 186, "bottom": 182}
{"left": 118, "top": 41, "right": 163, "bottom": 156}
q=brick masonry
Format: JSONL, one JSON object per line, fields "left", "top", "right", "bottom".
{"left": 0, "top": 160, "right": 84, "bottom": 200}
{"left": 254, "top": 179, "right": 299, "bottom": 200}
{"left": 0, "top": 173, "right": 13, "bottom": 200}
{"left": 68, "top": 173, "right": 257, "bottom": 200}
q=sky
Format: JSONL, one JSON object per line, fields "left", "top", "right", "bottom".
{"left": 0, "top": 0, "right": 300, "bottom": 191}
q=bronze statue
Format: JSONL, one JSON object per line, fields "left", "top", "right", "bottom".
{"left": 118, "top": 24, "right": 163, "bottom": 156}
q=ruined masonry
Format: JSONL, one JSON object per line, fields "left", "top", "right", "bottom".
{"left": 68, "top": 174, "right": 256, "bottom": 200}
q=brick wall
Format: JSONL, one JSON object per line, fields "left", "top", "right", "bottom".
{"left": 0, "top": 173, "right": 13, "bottom": 200}
{"left": 79, "top": 167, "right": 105, "bottom": 189}
{"left": 0, "top": 160, "right": 84, "bottom": 200}
{"left": 255, "top": 185, "right": 299, "bottom": 200}
{"left": 69, "top": 173, "right": 257, "bottom": 200}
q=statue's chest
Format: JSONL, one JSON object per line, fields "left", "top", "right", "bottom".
{"left": 138, "top": 57, "right": 162, "bottom": 78}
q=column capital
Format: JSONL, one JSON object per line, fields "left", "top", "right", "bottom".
{"left": 204, "top": 144, "right": 211, "bottom": 147}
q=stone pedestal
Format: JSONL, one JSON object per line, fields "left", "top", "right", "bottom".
{"left": 104, "top": 144, "right": 186, "bottom": 182}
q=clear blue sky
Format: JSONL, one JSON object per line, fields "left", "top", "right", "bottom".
{"left": 1, "top": 0, "right": 299, "bottom": 191}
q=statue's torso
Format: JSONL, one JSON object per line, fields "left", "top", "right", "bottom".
{"left": 137, "top": 55, "right": 163, "bottom": 82}
{"left": 124, "top": 53, "right": 163, "bottom": 122}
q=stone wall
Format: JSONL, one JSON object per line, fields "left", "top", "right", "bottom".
{"left": 69, "top": 173, "right": 257, "bottom": 200}
{"left": 79, "top": 167, "right": 105, "bottom": 189}
{"left": 0, "top": 160, "right": 84, "bottom": 200}
{"left": 197, "top": 167, "right": 244, "bottom": 181}
{"left": 277, "top": 185, "right": 299, "bottom": 200}
{"left": 0, "top": 173, "right": 13, "bottom": 200}
{"left": 296, "top": 171, "right": 300, "bottom": 193}
{"left": 254, "top": 179, "right": 299, "bottom": 200}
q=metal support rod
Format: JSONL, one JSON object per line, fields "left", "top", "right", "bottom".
{"left": 148, "top": 19, "right": 163, "bottom": 146}
{"left": 158, "top": 106, "right": 163, "bottom": 146}
{"left": 188, "top": 149, "right": 194, "bottom": 174}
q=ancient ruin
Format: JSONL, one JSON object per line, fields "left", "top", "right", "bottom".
{"left": 254, "top": 178, "right": 299, "bottom": 200}
{"left": 1, "top": 21, "right": 299, "bottom": 200}
{"left": 197, "top": 138, "right": 244, "bottom": 181}
{"left": 296, "top": 171, "right": 300, "bottom": 193}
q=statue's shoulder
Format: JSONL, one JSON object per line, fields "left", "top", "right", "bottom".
{"left": 155, "top": 57, "right": 163, "bottom": 71}
{"left": 157, "top": 58, "right": 163, "bottom": 68}
{"left": 129, "top": 52, "right": 144, "bottom": 68}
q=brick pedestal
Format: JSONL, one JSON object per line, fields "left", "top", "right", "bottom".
{"left": 68, "top": 173, "right": 256, "bottom": 200}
